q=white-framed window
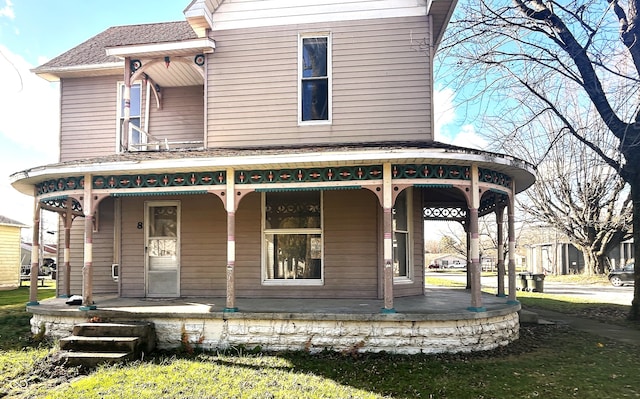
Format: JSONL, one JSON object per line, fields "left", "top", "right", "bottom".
{"left": 393, "top": 188, "right": 413, "bottom": 281}
{"left": 299, "top": 33, "right": 331, "bottom": 124}
{"left": 262, "top": 191, "right": 323, "bottom": 285}
{"left": 116, "top": 81, "right": 142, "bottom": 151}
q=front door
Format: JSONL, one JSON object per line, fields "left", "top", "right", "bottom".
{"left": 145, "top": 201, "right": 180, "bottom": 297}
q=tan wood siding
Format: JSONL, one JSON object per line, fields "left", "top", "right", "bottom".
{"left": 91, "top": 198, "right": 118, "bottom": 294}
{"left": 179, "top": 194, "right": 227, "bottom": 297}
{"left": 207, "top": 16, "right": 431, "bottom": 147}
{"left": 234, "top": 190, "right": 379, "bottom": 299}
{"left": 148, "top": 86, "right": 204, "bottom": 145}
{"left": 0, "top": 226, "right": 21, "bottom": 287}
{"left": 59, "top": 76, "right": 121, "bottom": 161}
{"left": 120, "top": 197, "right": 145, "bottom": 297}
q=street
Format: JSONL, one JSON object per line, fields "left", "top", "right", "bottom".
{"left": 429, "top": 272, "right": 634, "bottom": 306}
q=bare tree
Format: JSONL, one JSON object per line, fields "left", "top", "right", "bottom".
{"left": 438, "top": 0, "right": 640, "bottom": 318}
{"left": 520, "top": 133, "right": 632, "bottom": 275}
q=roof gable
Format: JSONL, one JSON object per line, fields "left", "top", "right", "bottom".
{"left": 32, "top": 21, "right": 198, "bottom": 81}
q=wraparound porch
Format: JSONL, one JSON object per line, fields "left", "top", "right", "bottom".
{"left": 28, "top": 287, "right": 521, "bottom": 354}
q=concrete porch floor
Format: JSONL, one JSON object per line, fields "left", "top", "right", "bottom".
{"left": 28, "top": 286, "right": 519, "bottom": 321}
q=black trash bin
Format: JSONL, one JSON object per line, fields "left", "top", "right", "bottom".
{"left": 531, "top": 274, "right": 545, "bottom": 292}
{"left": 518, "top": 273, "right": 530, "bottom": 291}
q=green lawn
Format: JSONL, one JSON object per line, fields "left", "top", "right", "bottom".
{"left": 1, "top": 280, "right": 640, "bottom": 398}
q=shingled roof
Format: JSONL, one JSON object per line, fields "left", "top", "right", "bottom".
{"left": 33, "top": 21, "right": 197, "bottom": 71}
{"left": 0, "top": 215, "right": 27, "bottom": 227}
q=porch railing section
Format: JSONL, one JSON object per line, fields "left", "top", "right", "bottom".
{"left": 128, "top": 124, "right": 204, "bottom": 152}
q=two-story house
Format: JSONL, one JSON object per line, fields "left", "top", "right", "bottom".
{"left": 10, "top": 0, "right": 535, "bottom": 353}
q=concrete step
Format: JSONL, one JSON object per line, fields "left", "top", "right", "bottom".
{"left": 59, "top": 336, "right": 140, "bottom": 354}
{"left": 58, "top": 321, "right": 156, "bottom": 368}
{"left": 72, "top": 322, "right": 156, "bottom": 353}
{"left": 60, "top": 351, "right": 134, "bottom": 368}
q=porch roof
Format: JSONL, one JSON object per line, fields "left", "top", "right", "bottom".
{"left": 10, "top": 141, "right": 535, "bottom": 197}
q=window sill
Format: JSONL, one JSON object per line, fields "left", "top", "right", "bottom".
{"left": 393, "top": 277, "right": 414, "bottom": 285}
{"left": 262, "top": 279, "right": 324, "bottom": 286}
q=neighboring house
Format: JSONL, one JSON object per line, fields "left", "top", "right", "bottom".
{"left": 11, "top": 0, "right": 535, "bottom": 315}
{"left": 527, "top": 240, "right": 634, "bottom": 274}
{"left": 0, "top": 216, "right": 27, "bottom": 289}
{"left": 20, "top": 243, "right": 57, "bottom": 275}
{"left": 431, "top": 254, "right": 467, "bottom": 268}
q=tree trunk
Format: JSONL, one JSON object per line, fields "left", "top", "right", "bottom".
{"left": 630, "top": 174, "right": 640, "bottom": 320}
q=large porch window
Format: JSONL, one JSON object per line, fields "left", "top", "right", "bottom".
{"left": 263, "top": 191, "right": 323, "bottom": 285}
{"left": 393, "top": 188, "right": 413, "bottom": 280}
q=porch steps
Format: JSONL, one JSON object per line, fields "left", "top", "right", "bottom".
{"left": 58, "top": 321, "right": 156, "bottom": 368}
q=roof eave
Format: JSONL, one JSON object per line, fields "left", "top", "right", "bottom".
{"left": 31, "top": 62, "right": 123, "bottom": 82}
{"left": 105, "top": 38, "right": 216, "bottom": 59}
{"left": 10, "top": 147, "right": 536, "bottom": 197}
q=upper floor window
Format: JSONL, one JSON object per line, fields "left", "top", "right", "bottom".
{"left": 117, "top": 82, "right": 142, "bottom": 151}
{"left": 299, "top": 34, "right": 331, "bottom": 124}
{"left": 263, "top": 191, "right": 323, "bottom": 285}
{"left": 393, "top": 189, "right": 413, "bottom": 280}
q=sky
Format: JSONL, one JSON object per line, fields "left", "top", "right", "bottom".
{"left": 0, "top": 0, "right": 481, "bottom": 236}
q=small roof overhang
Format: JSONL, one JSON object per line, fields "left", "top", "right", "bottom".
{"left": 32, "top": 62, "right": 123, "bottom": 82}
{"left": 105, "top": 38, "right": 216, "bottom": 59}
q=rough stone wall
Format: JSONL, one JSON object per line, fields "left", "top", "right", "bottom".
{"left": 32, "top": 312, "right": 519, "bottom": 355}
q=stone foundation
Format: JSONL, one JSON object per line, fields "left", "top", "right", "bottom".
{"left": 31, "top": 311, "right": 519, "bottom": 354}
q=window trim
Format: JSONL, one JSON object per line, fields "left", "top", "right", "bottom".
{"left": 298, "top": 32, "right": 332, "bottom": 126}
{"left": 393, "top": 188, "right": 413, "bottom": 283}
{"left": 261, "top": 191, "right": 324, "bottom": 286}
{"left": 115, "top": 80, "right": 144, "bottom": 152}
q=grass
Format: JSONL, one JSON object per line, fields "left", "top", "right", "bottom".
{"left": 1, "top": 279, "right": 640, "bottom": 398}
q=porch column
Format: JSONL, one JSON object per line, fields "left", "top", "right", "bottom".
{"left": 465, "top": 227, "right": 471, "bottom": 289}
{"left": 27, "top": 198, "right": 40, "bottom": 306}
{"left": 495, "top": 206, "right": 506, "bottom": 297}
{"left": 62, "top": 203, "right": 73, "bottom": 298}
{"left": 507, "top": 184, "right": 518, "bottom": 303}
{"left": 468, "top": 164, "right": 484, "bottom": 312}
{"left": 122, "top": 57, "right": 131, "bottom": 150}
{"left": 81, "top": 174, "right": 97, "bottom": 310}
{"left": 382, "top": 163, "right": 395, "bottom": 313}
{"left": 224, "top": 167, "right": 238, "bottom": 312}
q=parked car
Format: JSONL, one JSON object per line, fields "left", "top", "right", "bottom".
{"left": 608, "top": 263, "right": 634, "bottom": 287}
{"left": 428, "top": 263, "right": 440, "bottom": 269}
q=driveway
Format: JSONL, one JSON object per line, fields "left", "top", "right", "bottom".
{"left": 429, "top": 272, "right": 634, "bottom": 306}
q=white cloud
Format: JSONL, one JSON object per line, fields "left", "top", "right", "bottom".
{"left": 433, "top": 87, "right": 488, "bottom": 150}
{"left": 0, "top": 45, "right": 59, "bottom": 229}
{"left": 0, "top": 45, "right": 59, "bottom": 155}
{"left": 451, "top": 124, "right": 488, "bottom": 150}
{"left": 0, "top": 0, "right": 14, "bottom": 19}
{"left": 433, "top": 87, "right": 456, "bottom": 142}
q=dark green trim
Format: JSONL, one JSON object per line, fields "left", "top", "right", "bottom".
{"left": 26, "top": 301, "right": 39, "bottom": 306}
{"left": 380, "top": 307, "right": 397, "bottom": 314}
{"left": 223, "top": 307, "right": 239, "bottom": 313}
{"left": 79, "top": 305, "right": 98, "bottom": 311}
{"left": 111, "top": 190, "right": 208, "bottom": 197}
{"left": 256, "top": 185, "right": 361, "bottom": 193}
{"left": 466, "top": 306, "right": 487, "bottom": 313}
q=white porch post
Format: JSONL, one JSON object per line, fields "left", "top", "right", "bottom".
{"left": 27, "top": 197, "right": 40, "bottom": 306}
{"left": 225, "top": 167, "right": 238, "bottom": 312}
{"left": 495, "top": 206, "right": 506, "bottom": 297}
{"left": 122, "top": 57, "right": 131, "bottom": 150}
{"left": 382, "top": 163, "right": 395, "bottom": 313}
{"left": 62, "top": 203, "right": 73, "bottom": 298}
{"left": 507, "top": 183, "right": 518, "bottom": 303}
{"left": 81, "top": 174, "right": 97, "bottom": 310}
{"left": 468, "top": 164, "right": 484, "bottom": 312}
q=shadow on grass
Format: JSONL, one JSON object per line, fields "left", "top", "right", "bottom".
{"left": 0, "top": 284, "right": 57, "bottom": 350}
